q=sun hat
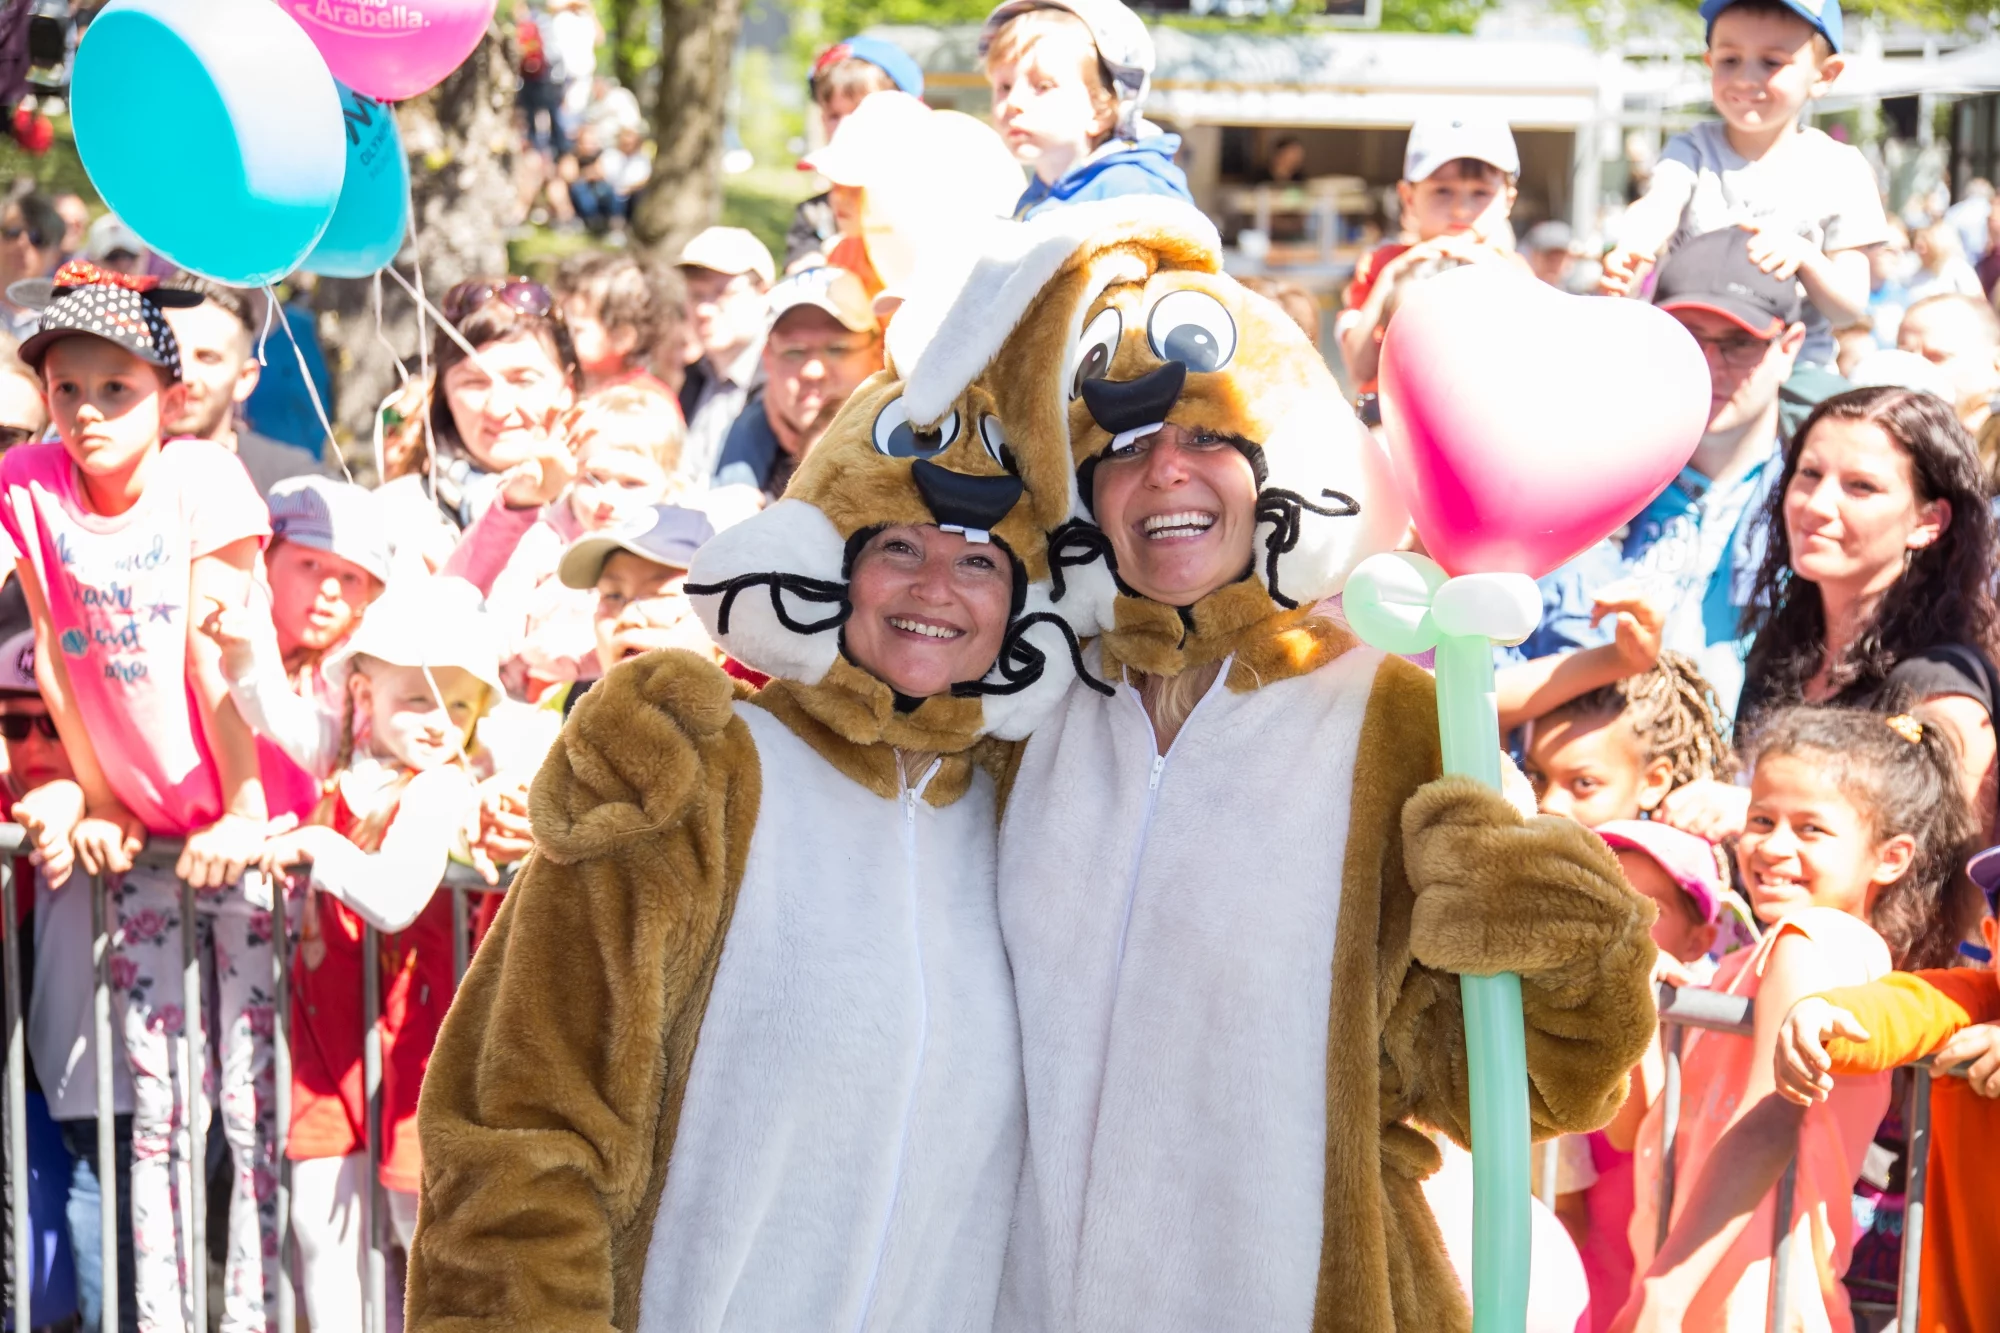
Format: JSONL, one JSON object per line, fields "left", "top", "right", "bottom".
{"left": 322, "top": 576, "right": 505, "bottom": 701}
{"left": 1597, "top": 820, "right": 1729, "bottom": 923}
{"left": 558, "top": 503, "right": 717, "bottom": 591}
{"left": 266, "top": 476, "right": 393, "bottom": 586}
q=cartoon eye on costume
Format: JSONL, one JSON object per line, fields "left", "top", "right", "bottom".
{"left": 979, "top": 415, "right": 1010, "bottom": 468}
{"left": 1147, "top": 290, "right": 1237, "bottom": 374}
{"left": 1068, "top": 307, "right": 1123, "bottom": 400}
{"left": 872, "top": 397, "right": 961, "bottom": 459}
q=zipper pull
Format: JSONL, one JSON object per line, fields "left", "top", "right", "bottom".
{"left": 1148, "top": 753, "right": 1165, "bottom": 792}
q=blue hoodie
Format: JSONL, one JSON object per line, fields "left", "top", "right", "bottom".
{"left": 1013, "top": 131, "right": 1193, "bottom": 220}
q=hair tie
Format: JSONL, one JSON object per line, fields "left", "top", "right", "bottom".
{"left": 1885, "top": 713, "right": 1924, "bottom": 744}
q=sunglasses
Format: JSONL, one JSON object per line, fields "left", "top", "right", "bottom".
{"left": 0, "top": 714, "right": 58, "bottom": 742}
{"left": 441, "top": 277, "right": 554, "bottom": 325}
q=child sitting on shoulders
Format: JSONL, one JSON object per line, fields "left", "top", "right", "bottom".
{"left": 1613, "top": 706, "right": 1977, "bottom": 1333}
{"left": 1599, "top": 0, "right": 1887, "bottom": 370}
{"left": 0, "top": 259, "right": 295, "bottom": 1330}
{"left": 444, "top": 386, "right": 687, "bottom": 700}
{"left": 979, "top": 0, "right": 1192, "bottom": 221}
{"left": 1523, "top": 650, "right": 1735, "bottom": 830}
{"left": 252, "top": 578, "right": 500, "bottom": 1330}
{"left": 1773, "top": 845, "right": 2000, "bottom": 1333}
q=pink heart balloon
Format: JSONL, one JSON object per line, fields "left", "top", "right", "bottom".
{"left": 1378, "top": 264, "right": 1711, "bottom": 579}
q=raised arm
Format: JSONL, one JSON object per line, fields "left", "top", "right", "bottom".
{"left": 259, "top": 767, "right": 479, "bottom": 933}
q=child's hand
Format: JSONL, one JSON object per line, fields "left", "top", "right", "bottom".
{"left": 13, "top": 779, "right": 85, "bottom": 888}
{"left": 178, "top": 812, "right": 272, "bottom": 891}
{"left": 1932, "top": 1022, "right": 2000, "bottom": 1099}
{"left": 498, "top": 405, "right": 583, "bottom": 511}
{"left": 1598, "top": 246, "right": 1653, "bottom": 297}
{"left": 1774, "top": 996, "right": 1870, "bottom": 1106}
{"left": 72, "top": 805, "right": 145, "bottom": 878}
{"left": 466, "top": 775, "right": 533, "bottom": 884}
{"left": 1590, "top": 583, "right": 1665, "bottom": 677}
{"left": 1742, "top": 225, "right": 1815, "bottom": 282}
{"left": 255, "top": 824, "right": 339, "bottom": 881}
{"left": 1656, "top": 778, "right": 1751, "bottom": 842}
{"left": 195, "top": 599, "right": 260, "bottom": 682}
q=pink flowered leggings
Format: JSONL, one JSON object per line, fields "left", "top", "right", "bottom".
{"left": 111, "top": 866, "right": 285, "bottom": 1333}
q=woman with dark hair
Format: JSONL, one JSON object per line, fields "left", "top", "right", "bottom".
{"left": 1663, "top": 386, "right": 2000, "bottom": 841}
{"left": 377, "top": 277, "right": 581, "bottom": 573}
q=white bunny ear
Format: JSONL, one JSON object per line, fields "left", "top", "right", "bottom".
{"left": 1253, "top": 403, "right": 1409, "bottom": 611}
{"left": 686, "top": 499, "right": 848, "bottom": 685}
{"left": 971, "top": 581, "right": 1115, "bottom": 741}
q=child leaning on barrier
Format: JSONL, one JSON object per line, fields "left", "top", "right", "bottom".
{"left": 1613, "top": 706, "right": 1979, "bottom": 1333}
{"left": 0, "top": 260, "right": 301, "bottom": 1331}
{"left": 1773, "top": 846, "right": 2000, "bottom": 1333}
{"left": 249, "top": 577, "right": 499, "bottom": 1331}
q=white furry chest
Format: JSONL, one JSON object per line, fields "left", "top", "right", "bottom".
{"left": 997, "top": 648, "right": 1380, "bottom": 1333}
{"left": 638, "top": 705, "right": 1025, "bottom": 1333}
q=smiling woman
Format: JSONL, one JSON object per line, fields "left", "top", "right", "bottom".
{"left": 844, "top": 525, "right": 1014, "bottom": 699}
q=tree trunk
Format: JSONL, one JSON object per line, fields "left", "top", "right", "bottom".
{"left": 629, "top": 0, "right": 744, "bottom": 262}
{"left": 313, "top": 35, "right": 518, "bottom": 470}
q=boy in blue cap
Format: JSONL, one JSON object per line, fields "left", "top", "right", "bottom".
{"left": 1601, "top": 0, "right": 1887, "bottom": 372}
{"left": 787, "top": 35, "right": 926, "bottom": 267}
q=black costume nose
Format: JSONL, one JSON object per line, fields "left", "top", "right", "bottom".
{"left": 1081, "top": 361, "right": 1187, "bottom": 436}
{"left": 912, "top": 459, "right": 1023, "bottom": 534}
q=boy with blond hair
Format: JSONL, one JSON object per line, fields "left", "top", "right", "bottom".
{"left": 980, "top": 0, "right": 1191, "bottom": 220}
{"left": 1600, "top": 0, "right": 1887, "bottom": 370}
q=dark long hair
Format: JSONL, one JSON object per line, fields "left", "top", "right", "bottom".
{"left": 1740, "top": 386, "right": 1998, "bottom": 713}
{"left": 1745, "top": 705, "right": 1982, "bottom": 970}
{"left": 426, "top": 278, "right": 580, "bottom": 463}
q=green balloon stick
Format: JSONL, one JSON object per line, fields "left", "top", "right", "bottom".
{"left": 1343, "top": 552, "right": 1539, "bottom": 1333}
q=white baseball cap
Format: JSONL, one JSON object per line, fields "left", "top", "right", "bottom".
{"left": 1403, "top": 111, "right": 1520, "bottom": 183}
{"left": 981, "top": 0, "right": 1156, "bottom": 139}
{"left": 83, "top": 213, "right": 147, "bottom": 264}
{"left": 768, "top": 266, "right": 880, "bottom": 335}
{"left": 675, "top": 226, "right": 777, "bottom": 288}
{"left": 799, "top": 91, "right": 936, "bottom": 189}
{"left": 322, "top": 576, "right": 506, "bottom": 701}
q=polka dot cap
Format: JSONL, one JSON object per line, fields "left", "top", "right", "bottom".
{"left": 15, "top": 259, "right": 204, "bottom": 381}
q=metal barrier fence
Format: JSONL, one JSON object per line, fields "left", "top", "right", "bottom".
{"left": 0, "top": 828, "right": 508, "bottom": 1333}
{"left": 1657, "top": 983, "right": 1935, "bottom": 1333}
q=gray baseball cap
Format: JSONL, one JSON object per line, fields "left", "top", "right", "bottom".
{"left": 559, "top": 504, "right": 718, "bottom": 590}
{"left": 266, "top": 476, "right": 392, "bottom": 587}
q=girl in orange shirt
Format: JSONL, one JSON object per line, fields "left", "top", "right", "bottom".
{"left": 1776, "top": 850, "right": 2000, "bottom": 1333}
{"left": 1613, "top": 706, "right": 1980, "bottom": 1333}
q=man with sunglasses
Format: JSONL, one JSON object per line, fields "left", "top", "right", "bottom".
{"left": 1620, "top": 225, "right": 1810, "bottom": 724}
{"left": 0, "top": 194, "right": 63, "bottom": 340}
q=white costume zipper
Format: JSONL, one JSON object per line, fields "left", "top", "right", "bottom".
{"left": 851, "top": 755, "right": 941, "bottom": 1333}
{"left": 1109, "top": 670, "right": 1224, "bottom": 972}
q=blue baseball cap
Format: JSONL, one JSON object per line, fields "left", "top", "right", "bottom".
{"left": 810, "top": 36, "right": 924, "bottom": 99}
{"left": 1699, "top": 0, "right": 1842, "bottom": 53}
{"left": 559, "top": 505, "right": 717, "bottom": 590}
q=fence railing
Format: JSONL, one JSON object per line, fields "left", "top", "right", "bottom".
{"left": 0, "top": 827, "right": 510, "bottom": 1333}
{"left": 1656, "top": 982, "right": 1937, "bottom": 1333}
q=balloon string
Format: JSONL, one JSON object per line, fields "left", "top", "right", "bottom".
{"left": 369, "top": 270, "right": 413, "bottom": 488}
{"left": 254, "top": 292, "right": 277, "bottom": 369}
{"left": 382, "top": 262, "right": 484, "bottom": 365}
{"left": 262, "top": 283, "right": 354, "bottom": 485}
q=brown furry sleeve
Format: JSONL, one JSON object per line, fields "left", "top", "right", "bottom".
{"left": 407, "top": 651, "right": 763, "bottom": 1332}
{"left": 1398, "top": 777, "right": 1659, "bottom": 1144}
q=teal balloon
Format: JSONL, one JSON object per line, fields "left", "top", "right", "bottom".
{"left": 71, "top": 0, "right": 344, "bottom": 287}
{"left": 304, "top": 85, "right": 410, "bottom": 278}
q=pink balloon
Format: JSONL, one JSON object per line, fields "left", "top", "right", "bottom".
{"left": 273, "top": 0, "right": 495, "bottom": 102}
{"left": 1377, "top": 264, "right": 1711, "bottom": 579}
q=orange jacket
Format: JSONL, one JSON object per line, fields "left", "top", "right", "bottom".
{"left": 1822, "top": 968, "right": 2000, "bottom": 1333}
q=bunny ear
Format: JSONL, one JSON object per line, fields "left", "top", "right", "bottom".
{"left": 686, "top": 499, "right": 850, "bottom": 686}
